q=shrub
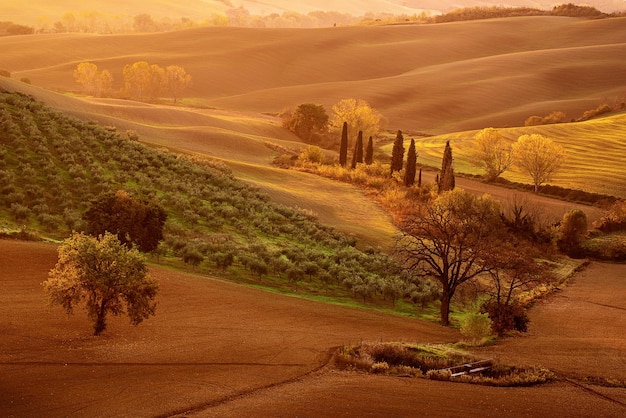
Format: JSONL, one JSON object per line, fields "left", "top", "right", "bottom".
{"left": 594, "top": 200, "right": 626, "bottom": 233}
{"left": 577, "top": 104, "right": 613, "bottom": 121}
{"left": 181, "top": 244, "right": 204, "bottom": 267}
{"left": 0, "top": 70, "right": 10, "bottom": 78}
{"left": 556, "top": 208, "right": 588, "bottom": 256}
{"left": 481, "top": 301, "right": 530, "bottom": 336}
{"left": 10, "top": 203, "right": 30, "bottom": 222}
{"left": 297, "top": 145, "right": 327, "bottom": 165}
{"left": 460, "top": 312, "right": 492, "bottom": 344}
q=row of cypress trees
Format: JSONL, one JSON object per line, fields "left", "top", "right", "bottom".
{"left": 339, "top": 123, "right": 455, "bottom": 192}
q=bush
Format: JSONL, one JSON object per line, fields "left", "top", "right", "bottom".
{"left": 460, "top": 312, "right": 492, "bottom": 344}
{"left": 10, "top": 203, "right": 30, "bottom": 222}
{"left": 297, "top": 145, "right": 327, "bottom": 165}
{"left": 481, "top": 301, "right": 530, "bottom": 336}
{"left": 181, "top": 244, "right": 204, "bottom": 267}
{"left": 577, "top": 104, "right": 613, "bottom": 121}
{"left": 0, "top": 69, "right": 10, "bottom": 78}
{"left": 556, "top": 208, "right": 588, "bottom": 256}
{"left": 594, "top": 200, "right": 626, "bottom": 233}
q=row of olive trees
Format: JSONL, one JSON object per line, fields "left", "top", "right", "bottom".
{"left": 74, "top": 61, "right": 192, "bottom": 102}
{"left": 3, "top": 91, "right": 415, "bottom": 335}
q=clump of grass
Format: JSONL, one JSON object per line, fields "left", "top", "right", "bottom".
{"left": 334, "top": 342, "right": 555, "bottom": 387}
{"left": 582, "top": 376, "right": 626, "bottom": 388}
{"left": 427, "top": 364, "right": 555, "bottom": 387}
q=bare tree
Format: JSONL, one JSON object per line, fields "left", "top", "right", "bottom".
{"left": 396, "top": 189, "right": 503, "bottom": 325}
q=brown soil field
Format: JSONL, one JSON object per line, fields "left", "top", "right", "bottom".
{"left": 2, "top": 240, "right": 626, "bottom": 417}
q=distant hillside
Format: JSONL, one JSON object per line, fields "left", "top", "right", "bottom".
{"left": 2, "top": 0, "right": 624, "bottom": 26}
{"left": 1, "top": 17, "right": 625, "bottom": 135}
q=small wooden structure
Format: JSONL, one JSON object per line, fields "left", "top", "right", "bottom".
{"left": 444, "top": 359, "right": 493, "bottom": 377}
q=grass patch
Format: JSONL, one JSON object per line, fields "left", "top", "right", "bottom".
{"left": 380, "top": 112, "right": 626, "bottom": 201}
{"left": 583, "top": 232, "right": 626, "bottom": 261}
{"left": 582, "top": 375, "right": 626, "bottom": 388}
{"left": 334, "top": 341, "right": 555, "bottom": 387}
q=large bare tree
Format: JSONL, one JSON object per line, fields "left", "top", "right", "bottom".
{"left": 396, "top": 189, "right": 503, "bottom": 325}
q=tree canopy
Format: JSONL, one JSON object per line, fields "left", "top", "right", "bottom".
{"left": 73, "top": 62, "right": 113, "bottom": 97}
{"left": 165, "top": 65, "right": 192, "bottom": 103}
{"left": 83, "top": 190, "right": 167, "bottom": 253}
{"left": 404, "top": 138, "right": 417, "bottom": 187}
{"left": 43, "top": 232, "right": 158, "bottom": 335}
{"left": 396, "top": 189, "right": 504, "bottom": 325}
{"left": 329, "top": 98, "right": 383, "bottom": 147}
{"left": 511, "top": 134, "right": 566, "bottom": 192}
{"left": 390, "top": 130, "right": 405, "bottom": 175}
{"left": 438, "top": 140, "right": 455, "bottom": 192}
{"left": 285, "top": 103, "right": 328, "bottom": 142}
{"left": 339, "top": 121, "right": 349, "bottom": 166}
{"left": 470, "top": 128, "right": 511, "bottom": 181}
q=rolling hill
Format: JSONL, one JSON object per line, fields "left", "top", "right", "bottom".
{"left": 2, "top": 16, "right": 625, "bottom": 136}
{"left": 1, "top": 16, "right": 624, "bottom": 200}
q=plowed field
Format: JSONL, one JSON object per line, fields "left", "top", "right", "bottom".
{"left": 1, "top": 239, "right": 625, "bottom": 417}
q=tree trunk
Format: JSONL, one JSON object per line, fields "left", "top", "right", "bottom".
{"left": 440, "top": 291, "right": 451, "bottom": 326}
{"left": 94, "top": 301, "right": 107, "bottom": 336}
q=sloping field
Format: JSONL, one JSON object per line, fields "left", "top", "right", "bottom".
{"left": 2, "top": 240, "right": 625, "bottom": 417}
{"left": 388, "top": 112, "right": 626, "bottom": 199}
{"left": 2, "top": 16, "right": 625, "bottom": 134}
{"left": 0, "top": 77, "right": 397, "bottom": 248}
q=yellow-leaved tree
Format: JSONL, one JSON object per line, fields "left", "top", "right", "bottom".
{"left": 43, "top": 232, "right": 158, "bottom": 336}
{"left": 329, "top": 98, "right": 383, "bottom": 147}
{"left": 470, "top": 128, "right": 511, "bottom": 181}
{"left": 165, "top": 65, "right": 192, "bottom": 103}
{"left": 511, "top": 134, "right": 566, "bottom": 192}
{"left": 73, "top": 62, "right": 113, "bottom": 97}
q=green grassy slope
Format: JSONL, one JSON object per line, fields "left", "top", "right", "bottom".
{"left": 0, "top": 89, "right": 407, "bottom": 310}
{"left": 0, "top": 77, "right": 398, "bottom": 248}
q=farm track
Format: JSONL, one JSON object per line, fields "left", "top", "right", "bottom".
{"left": 563, "top": 378, "right": 626, "bottom": 409}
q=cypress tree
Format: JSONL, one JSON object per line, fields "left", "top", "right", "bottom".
{"left": 351, "top": 131, "right": 364, "bottom": 169}
{"left": 339, "top": 121, "right": 348, "bottom": 166}
{"left": 365, "top": 136, "right": 374, "bottom": 165}
{"left": 404, "top": 138, "right": 417, "bottom": 187}
{"left": 438, "top": 140, "right": 455, "bottom": 192}
{"left": 418, "top": 167, "right": 422, "bottom": 188}
{"left": 390, "top": 130, "right": 404, "bottom": 174}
